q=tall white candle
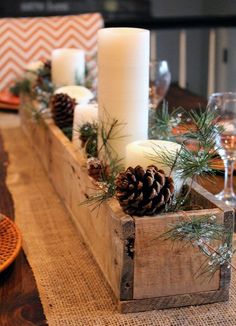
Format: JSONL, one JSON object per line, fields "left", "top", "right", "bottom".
{"left": 52, "top": 48, "right": 85, "bottom": 89}
{"left": 97, "top": 28, "right": 150, "bottom": 160}
{"left": 72, "top": 103, "right": 98, "bottom": 149}
{"left": 125, "top": 140, "right": 180, "bottom": 172}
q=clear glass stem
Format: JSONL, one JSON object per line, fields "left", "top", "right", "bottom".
{"left": 223, "top": 159, "right": 235, "bottom": 196}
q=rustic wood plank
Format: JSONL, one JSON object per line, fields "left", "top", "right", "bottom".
{"left": 20, "top": 104, "right": 135, "bottom": 301}
{"left": 133, "top": 208, "right": 223, "bottom": 300}
{"left": 119, "top": 288, "right": 229, "bottom": 313}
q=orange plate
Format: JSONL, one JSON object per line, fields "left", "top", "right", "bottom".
{"left": 0, "top": 90, "right": 20, "bottom": 106}
{"left": 0, "top": 215, "right": 22, "bottom": 272}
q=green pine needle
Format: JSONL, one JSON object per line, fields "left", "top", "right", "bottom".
{"left": 149, "top": 101, "right": 182, "bottom": 140}
{"left": 77, "top": 122, "right": 98, "bottom": 157}
{"left": 9, "top": 78, "right": 31, "bottom": 96}
{"left": 61, "top": 126, "right": 73, "bottom": 140}
{"left": 158, "top": 214, "right": 235, "bottom": 278}
{"left": 98, "top": 110, "right": 127, "bottom": 162}
{"left": 80, "top": 113, "right": 125, "bottom": 208}
{"left": 182, "top": 109, "right": 224, "bottom": 148}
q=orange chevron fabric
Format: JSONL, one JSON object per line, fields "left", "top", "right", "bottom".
{"left": 0, "top": 13, "right": 103, "bottom": 91}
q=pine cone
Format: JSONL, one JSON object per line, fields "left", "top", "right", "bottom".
{"left": 115, "top": 165, "right": 174, "bottom": 216}
{"left": 87, "top": 158, "right": 110, "bottom": 181}
{"left": 36, "top": 60, "right": 51, "bottom": 85}
{"left": 43, "top": 59, "right": 51, "bottom": 72}
{"left": 87, "top": 157, "right": 103, "bottom": 180}
{"left": 51, "top": 93, "right": 76, "bottom": 129}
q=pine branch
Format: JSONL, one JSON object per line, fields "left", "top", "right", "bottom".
{"left": 148, "top": 108, "right": 223, "bottom": 210}
{"left": 148, "top": 101, "right": 182, "bottom": 140}
{"left": 158, "top": 214, "right": 235, "bottom": 278}
{"left": 77, "top": 122, "right": 98, "bottom": 157}
{"left": 182, "top": 109, "right": 224, "bottom": 147}
{"left": 98, "top": 110, "right": 127, "bottom": 162}
{"left": 81, "top": 113, "right": 125, "bottom": 208}
{"left": 9, "top": 78, "right": 31, "bottom": 96}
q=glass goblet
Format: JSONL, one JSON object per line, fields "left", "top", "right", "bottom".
{"left": 207, "top": 92, "right": 236, "bottom": 208}
{"left": 149, "top": 60, "right": 171, "bottom": 110}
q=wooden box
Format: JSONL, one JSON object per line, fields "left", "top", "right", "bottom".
{"left": 20, "top": 101, "right": 234, "bottom": 313}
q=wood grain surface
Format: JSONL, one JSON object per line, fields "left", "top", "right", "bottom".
{"left": 0, "top": 133, "right": 47, "bottom": 326}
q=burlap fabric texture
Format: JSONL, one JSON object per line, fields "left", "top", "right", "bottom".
{"left": 3, "top": 127, "right": 236, "bottom": 326}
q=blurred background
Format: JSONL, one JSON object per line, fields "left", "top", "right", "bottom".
{"left": 1, "top": 0, "right": 236, "bottom": 98}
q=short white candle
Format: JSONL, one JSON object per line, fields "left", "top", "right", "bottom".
{"left": 125, "top": 139, "right": 181, "bottom": 174}
{"left": 72, "top": 103, "right": 98, "bottom": 148}
{"left": 97, "top": 28, "right": 150, "bottom": 160}
{"left": 55, "top": 86, "right": 93, "bottom": 105}
{"left": 51, "top": 48, "right": 85, "bottom": 89}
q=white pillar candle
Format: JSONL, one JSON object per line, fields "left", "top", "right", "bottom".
{"left": 51, "top": 48, "right": 85, "bottom": 89}
{"left": 72, "top": 103, "right": 98, "bottom": 148}
{"left": 55, "top": 86, "right": 93, "bottom": 105}
{"left": 97, "top": 28, "right": 150, "bottom": 160}
{"left": 125, "top": 140, "right": 181, "bottom": 173}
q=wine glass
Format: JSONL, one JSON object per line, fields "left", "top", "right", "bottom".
{"left": 149, "top": 60, "right": 171, "bottom": 109}
{"left": 207, "top": 92, "right": 236, "bottom": 208}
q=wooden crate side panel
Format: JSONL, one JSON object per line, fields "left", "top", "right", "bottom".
{"left": 44, "top": 119, "right": 124, "bottom": 299}
{"left": 190, "top": 181, "right": 232, "bottom": 211}
{"left": 133, "top": 208, "right": 223, "bottom": 300}
{"left": 20, "top": 108, "right": 134, "bottom": 300}
{"left": 87, "top": 202, "right": 135, "bottom": 300}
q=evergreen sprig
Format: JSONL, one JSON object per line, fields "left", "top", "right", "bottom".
{"left": 78, "top": 122, "right": 98, "bottom": 157}
{"left": 9, "top": 78, "right": 31, "bottom": 96}
{"left": 148, "top": 108, "right": 223, "bottom": 210}
{"left": 159, "top": 214, "right": 235, "bottom": 277}
{"left": 32, "top": 60, "right": 54, "bottom": 109}
{"left": 61, "top": 126, "right": 73, "bottom": 140}
{"left": 81, "top": 114, "right": 125, "bottom": 209}
{"left": 181, "top": 109, "right": 224, "bottom": 149}
{"left": 149, "top": 101, "right": 182, "bottom": 140}
{"left": 82, "top": 156, "right": 124, "bottom": 210}
{"left": 98, "top": 110, "right": 127, "bottom": 163}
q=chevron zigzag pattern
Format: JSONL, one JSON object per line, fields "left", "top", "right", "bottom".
{"left": 0, "top": 13, "right": 103, "bottom": 91}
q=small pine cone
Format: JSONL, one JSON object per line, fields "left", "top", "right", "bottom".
{"left": 87, "top": 158, "right": 110, "bottom": 181}
{"left": 51, "top": 93, "right": 76, "bottom": 129}
{"left": 87, "top": 158, "right": 103, "bottom": 181}
{"left": 115, "top": 165, "right": 175, "bottom": 216}
{"left": 43, "top": 59, "right": 51, "bottom": 71}
{"left": 37, "top": 60, "right": 51, "bottom": 85}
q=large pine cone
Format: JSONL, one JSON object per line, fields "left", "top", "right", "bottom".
{"left": 115, "top": 165, "right": 174, "bottom": 216}
{"left": 51, "top": 93, "right": 76, "bottom": 129}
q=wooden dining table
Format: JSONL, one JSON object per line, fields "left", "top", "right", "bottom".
{"left": 0, "top": 85, "right": 234, "bottom": 325}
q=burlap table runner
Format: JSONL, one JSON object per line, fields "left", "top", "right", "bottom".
{"left": 3, "top": 126, "right": 236, "bottom": 326}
